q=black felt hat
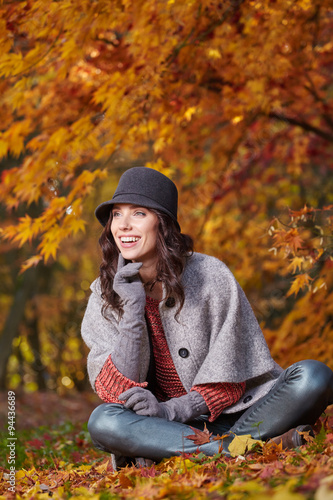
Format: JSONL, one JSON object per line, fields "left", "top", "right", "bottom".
{"left": 95, "top": 167, "right": 179, "bottom": 229}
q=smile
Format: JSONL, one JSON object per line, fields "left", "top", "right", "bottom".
{"left": 120, "top": 237, "right": 141, "bottom": 243}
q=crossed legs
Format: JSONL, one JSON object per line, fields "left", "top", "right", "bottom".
{"left": 88, "top": 360, "right": 333, "bottom": 461}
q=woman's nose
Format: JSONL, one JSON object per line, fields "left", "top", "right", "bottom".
{"left": 119, "top": 215, "right": 131, "bottom": 230}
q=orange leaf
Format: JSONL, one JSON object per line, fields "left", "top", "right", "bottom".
{"left": 118, "top": 472, "right": 133, "bottom": 489}
{"left": 288, "top": 256, "right": 304, "bottom": 274}
{"left": 285, "top": 228, "right": 304, "bottom": 253}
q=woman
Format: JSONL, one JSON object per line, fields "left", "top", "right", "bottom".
{"left": 82, "top": 166, "right": 333, "bottom": 468}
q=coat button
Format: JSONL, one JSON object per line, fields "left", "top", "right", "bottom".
{"left": 243, "top": 396, "right": 252, "bottom": 404}
{"left": 165, "top": 297, "right": 176, "bottom": 308}
{"left": 178, "top": 348, "right": 189, "bottom": 358}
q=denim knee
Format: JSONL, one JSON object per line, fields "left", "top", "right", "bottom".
{"left": 285, "top": 359, "right": 333, "bottom": 406}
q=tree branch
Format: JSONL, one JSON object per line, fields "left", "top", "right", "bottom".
{"left": 268, "top": 112, "right": 333, "bottom": 143}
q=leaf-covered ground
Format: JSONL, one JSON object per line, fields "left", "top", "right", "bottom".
{"left": 0, "top": 392, "right": 333, "bottom": 499}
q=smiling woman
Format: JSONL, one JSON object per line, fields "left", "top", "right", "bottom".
{"left": 81, "top": 166, "right": 333, "bottom": 470}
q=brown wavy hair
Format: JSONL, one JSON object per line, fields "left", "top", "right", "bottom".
{"left": 98, "top": 208, "right": 193, "bottom": 318}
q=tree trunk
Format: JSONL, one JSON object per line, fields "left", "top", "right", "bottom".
{"left": 0, "top": 266, "right": 38, "bottom": 388}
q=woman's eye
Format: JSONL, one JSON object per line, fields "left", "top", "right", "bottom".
{"left": 134, "top": 211, "right": 146, "bottom": 216}
{"left": 112, "top": 211, "right": 121, "bottom": 217}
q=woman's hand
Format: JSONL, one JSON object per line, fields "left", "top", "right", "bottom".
{"left": 119, "top": 387, "right": 166, "bottom": 418}
{"left": 120, "top": 388, "right": 209, "bottom": 422}
{"left": 113, "top": 254, "right": 146, "bottom": 309}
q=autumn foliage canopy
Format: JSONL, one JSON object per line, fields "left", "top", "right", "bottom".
{"left": 0, "top": 0, "right": 332, "bottom": 391}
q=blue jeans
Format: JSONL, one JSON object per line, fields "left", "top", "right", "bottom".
{"left": 87, "top": 360, "right": 333, "bottom": 461}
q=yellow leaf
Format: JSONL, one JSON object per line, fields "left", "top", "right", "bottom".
{"left": 39, "top": 229, "right": 62, "bottom": 263}
{"left": 5, "top": 120, "right": 32, "bottom": 157}
{"left": 15, "top": 470, "right": 27, "bottom": 480}
{"left": 288, "top": 256, "right": 304, "bottom": 274}
{"left": 10, "top": 215, "right": 34, "bottom": 246}
{"left": 286, "top": 273, "right": 312, "bottom": 297}
{"left": 68, "top": 217, "right": 86, "bottom": 235}
{"left": 228, "top": 434, "right": 263, "bottom": 457}
{"left": 95, "top": 461, "right": 109, "bottom": 474}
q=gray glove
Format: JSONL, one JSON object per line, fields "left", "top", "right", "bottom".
{"left": 119, "top": 387, "right": 208, "bottom": 423}
{"left": 113, "top": 254, "right": 146, "bottom": 311}
{"left": 111, "top": 254, "right": 147, "bottom": 382}
{"left": 119, "top": 387, "right": 166, "bottom": 418}
{"left": 160, "top": 391, "right": 208, "bottom": 422}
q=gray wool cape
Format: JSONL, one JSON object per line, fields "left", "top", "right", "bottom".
{"left": 81, "top": 252, "right": 282, "bottom": 415}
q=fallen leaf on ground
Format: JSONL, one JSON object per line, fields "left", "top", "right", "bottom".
{"left": 228, "top": 434, "right": 263, "bottom": 457}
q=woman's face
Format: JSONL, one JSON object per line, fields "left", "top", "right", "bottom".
{"left": 111, "top": 204, "right": 159, "bottom": 265}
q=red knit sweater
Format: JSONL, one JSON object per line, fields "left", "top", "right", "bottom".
{"left": 95, "top": 296, "right": 245, "bottom": 421}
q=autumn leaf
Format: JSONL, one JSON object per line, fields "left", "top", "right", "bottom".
{"left": 288, "top": 256, "right": 304, "bottom": 274}
{"left": 289, "top": 205, "right": 315, "bottom": 220}
{"left": 228, "top": 434, "right": 263, "bottom": 458}
{"left": 285, "top": 229, "right": 304, "bottom": 253}
{"left": 185, "top": 423, "right": 212, "bottom": 445}
{"left": 262, "top": 440, "right": 284, "bottom": 461}
{"left": 19, "top": 255, "right": 43, "bottom": 274}
{"left": 286, "top": 273, "right": 312, "bottom": 297}
{"left": 118, "top": 472, "right": 133, "bottom": 489}
{"left": 273, "top": 228, "right": 304, "bottom": 254}
{"left": 95, "top": 460, "right": 110, "bottom": 474}
{"left": 297, "top": 427, "right": 315, "bottom": 444}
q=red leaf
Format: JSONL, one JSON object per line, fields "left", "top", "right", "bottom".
{"left": 185, "top": 423, "right": 212, "bottom": 445}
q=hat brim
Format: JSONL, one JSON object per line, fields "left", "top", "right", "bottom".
{"left": 95, "top": 193, "right": 180, "bottom": 230}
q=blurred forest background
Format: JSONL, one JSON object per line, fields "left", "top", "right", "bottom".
{"left": 0, "top": 0, "right": 332, "bottom": 396}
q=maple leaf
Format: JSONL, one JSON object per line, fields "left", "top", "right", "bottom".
{"left": 185, "top": 423, "right": 212, "bottom": 445}
{"left": 285, "top": 228, "right": 304, "bottom": 253}
{"left": 287, "top": 256, "right": 304, "bottom": 274}
{"left": 286, "top": 273, "right": 312, "bottom": 297}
